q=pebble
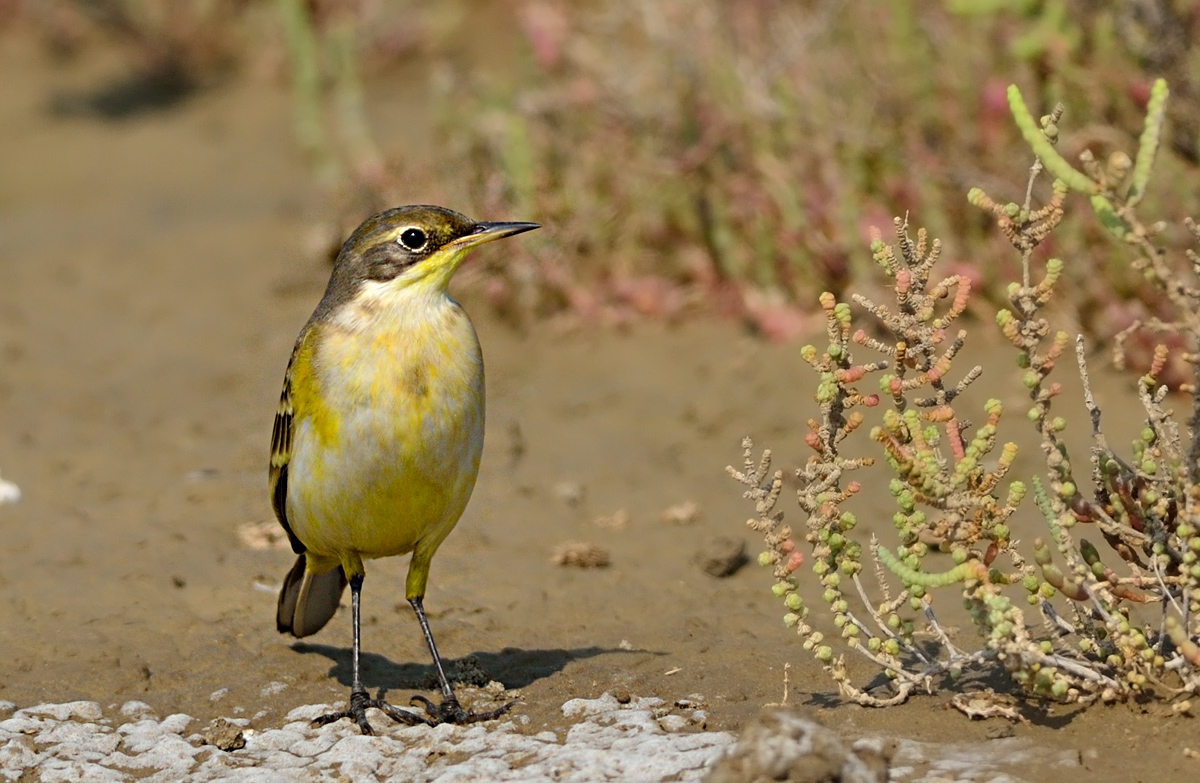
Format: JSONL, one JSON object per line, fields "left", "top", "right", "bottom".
{"left": 0, "top": 473, "right": 20, "bottom": 505}
{"left": 693, "top": 536, "right": 748, "bottom": 578}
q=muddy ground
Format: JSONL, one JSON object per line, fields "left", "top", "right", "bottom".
{"left": 0, "top": 28, "right": 1197, "bottom": 783}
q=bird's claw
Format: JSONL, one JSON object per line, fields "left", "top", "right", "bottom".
{"left": 312, "top": 689, "right": 516, "bottom": 733}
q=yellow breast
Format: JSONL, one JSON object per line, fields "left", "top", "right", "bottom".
{"left": 285, "top": 283, "right": 485, "bottom": 563}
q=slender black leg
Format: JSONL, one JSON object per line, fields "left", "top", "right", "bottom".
{"left": 312, "top": 574, "right": 379, "bottom": 734}
{"left": 413, "top": 596, "right": 456, "bottom": 702}
{"left": 402, "top": 596, "right": 516, "bottom": 724}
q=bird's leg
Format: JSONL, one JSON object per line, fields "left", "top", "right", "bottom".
{"left": 311, "top": 574, "right": 380, "bottom": 734}
{"left": 395, "top": 596, "right": 517, "bottom": 725}
{"left": 414, "top": 595, "right": 457, "bottom": 704}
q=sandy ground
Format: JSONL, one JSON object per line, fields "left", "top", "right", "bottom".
{"left": 1, "top": 30, "right": 1198, "bottom": 782}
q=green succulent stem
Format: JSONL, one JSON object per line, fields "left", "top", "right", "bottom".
{"left": 877, "top": 545, "right": 985, "bottom": 587}
{"left": 1129, "top": 78, "right": 1169, "bottom": 206}
{"left": 1006, "top": 84, "right": 1097, "bottom": 194}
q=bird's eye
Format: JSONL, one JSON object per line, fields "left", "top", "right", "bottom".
{"left": 398, "top": 227, "right": 428, "bottom": 251}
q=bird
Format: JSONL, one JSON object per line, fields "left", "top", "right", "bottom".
{"left": 269, "top": 204, "right": 539, "bottom": 734}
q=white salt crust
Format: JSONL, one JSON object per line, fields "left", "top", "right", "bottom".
{"left": 0, "top": 694, "right": 1081, "bottom": 782}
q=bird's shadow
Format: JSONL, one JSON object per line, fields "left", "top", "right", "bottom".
{"left": 290, "top": 643, "right": 650, "bottom": 691}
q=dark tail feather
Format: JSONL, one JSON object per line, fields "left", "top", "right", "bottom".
{"left": 276, "top": 554, "right": 348, "bottom": 638}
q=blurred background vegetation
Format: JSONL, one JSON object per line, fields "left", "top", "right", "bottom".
{"left": 6, "top": 0, "right": 1200, "bottom": 346}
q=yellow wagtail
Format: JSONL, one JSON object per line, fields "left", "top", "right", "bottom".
{"left": 270, "top": 205, "right": 538, "bottom": 733}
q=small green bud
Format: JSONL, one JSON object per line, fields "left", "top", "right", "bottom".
{"left": 816, "top": 645, "right": 833, "bottom": 662}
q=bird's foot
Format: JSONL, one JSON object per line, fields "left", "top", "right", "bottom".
{"left": 312, "top": 689, "right": 516, "bottom": 733}
{"left": 312, "top": 688, "right": 383, "bottom": 735}
{"left": 400, "top": 694, "right": 517, "bottom": 727}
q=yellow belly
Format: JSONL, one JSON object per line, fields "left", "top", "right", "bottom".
{"left": 285, "top": 294, "right": 484, "bottom": 570}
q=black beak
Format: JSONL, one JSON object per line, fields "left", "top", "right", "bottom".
{"left": 470, "top": 221, "right": 541, "bottom": 239}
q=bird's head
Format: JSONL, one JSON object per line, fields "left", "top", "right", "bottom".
{"left": 318, "top": 205, "right": 539, "bottom": 313}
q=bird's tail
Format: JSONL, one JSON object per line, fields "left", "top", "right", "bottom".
{"left": 276, "top": 554, "right": 348, "bottom": 638}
